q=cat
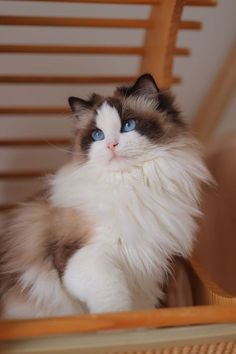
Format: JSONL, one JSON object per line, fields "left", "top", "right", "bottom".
{"left": 0, "top": 74, "right": 210, "bottom": 319}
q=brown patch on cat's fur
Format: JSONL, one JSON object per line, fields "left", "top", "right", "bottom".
{"left": 47, "top": 206, "right": 91, "bottom": 276}
{"left": 0, "top": 198, "right": 92, "bottom": 299}
{"left": 50, "top": 240, "right": 82, "bottom": 277}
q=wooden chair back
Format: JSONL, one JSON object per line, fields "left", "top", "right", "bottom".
{"left": 1, "top": 1, "right": 236, "bottom": 352}
{"left": 0, "top": 0, "right": 217, "bottom": 214}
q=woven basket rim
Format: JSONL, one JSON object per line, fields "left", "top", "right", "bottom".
{"left": 189, "top": 255, "right": 236, "bottom": 302}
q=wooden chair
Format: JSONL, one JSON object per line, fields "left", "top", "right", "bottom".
{"left": 1, "top": 0, "right": 236, "bottom": 352}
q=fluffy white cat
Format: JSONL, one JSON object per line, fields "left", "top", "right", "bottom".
{"left": 0, "top": 74, "right": 210, "bottom": 318}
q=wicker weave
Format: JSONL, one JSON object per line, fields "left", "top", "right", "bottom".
{"left": 108, "top": 341, "right": 236, "bottom": 354}
{"left": 190, "top": 257, "right": 236, "bottom": 306}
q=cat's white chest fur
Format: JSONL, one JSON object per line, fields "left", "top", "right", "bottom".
{"left": 51, "top": 152, "right": 202, "bottom": 313}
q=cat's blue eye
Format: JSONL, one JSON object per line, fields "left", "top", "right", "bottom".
{"left": 121, "top": 119, "right": 136, "bottom": 133}
{"left": 91, "top": 129, "right": 105, "bottom": 141}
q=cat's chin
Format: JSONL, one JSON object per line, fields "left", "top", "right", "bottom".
{"left": 109, "top": 154, "right": 125, "bottom": 162}
{"left": 106, "top": 155, "right": 131, "bottom": 172}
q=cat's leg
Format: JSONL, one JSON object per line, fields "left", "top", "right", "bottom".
{"left": 63, "top": 244, "right": 133, "bottom": 313}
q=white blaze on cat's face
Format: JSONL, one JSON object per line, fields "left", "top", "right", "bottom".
{"left": 96, "top": 102, "right": 121, "bottom": 145}
{"left": 88, "top": 101, "right": 153, "bottom": 170}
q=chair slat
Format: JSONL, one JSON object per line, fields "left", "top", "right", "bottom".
{"left": 0, "top": 75, "right": 180, "bottom": 84}
{"left": 0, "top": 75, "right": 136, "bottom": 84}
{"left": 0, "top": 306, "right": 235, "bottom": 341}
{"left": 174, "top": 47, "right": 191, "bottom": 56}
{"left": 0, "top": 107, "right": 70, "bottom": 118}
{"left": 5, "top": 0, "right": 161, "bottom": 3}
{"left": 0, "top": 45, "right": 190, "bottom": 56}
{"left": 0, "top": 16, "right": 201, "bottom": 31}
{"left": 0, "top": 171, "right": 53, "bottom": 179}
{"left": 180, "top": 20, "right": 202, "bottom": 30}
{"left": 186, "top": 0, "right": 217, "bottom": 6}
{"left": 0, "top": 107, "right": 68, "bottom": 115}
{"left": 0, "top": 16, "right": 149, "bottom": 28}
{"left": 4, "top": 0, "right": 217, "bottom": 5}
{"left": 0, "top": 138, "right": 70, "bottom": 147}
{"left": 0, "top": 45, "right": 144, "bottom": 55}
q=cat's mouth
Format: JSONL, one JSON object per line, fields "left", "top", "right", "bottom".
{"left": 109, "top": 152, "right": 127, "bottom": 163}
{"left": 110, "top": 154, "right": 123, "bottom": 161}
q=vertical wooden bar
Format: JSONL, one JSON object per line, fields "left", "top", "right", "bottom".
{"left": 140, "top": 0, "right": 184, "bottom": 88}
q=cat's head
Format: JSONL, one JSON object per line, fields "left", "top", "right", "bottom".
{"left": 68, "top": 74, "right": 186, "bottom": 171}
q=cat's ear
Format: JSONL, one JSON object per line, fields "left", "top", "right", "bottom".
{"left": 131, "top": 73, "right": 160, "bottom": 97}
{"left": 68, "top": 96, "right": 91, "bottom": 117}
{"left": 115, "top": 73, "right": 159, "bottom": 98}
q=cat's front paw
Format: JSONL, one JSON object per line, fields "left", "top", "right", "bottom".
{"left": 63, "top": 246, "right": 133, "bottom": 314}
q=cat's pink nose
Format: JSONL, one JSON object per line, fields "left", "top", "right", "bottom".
{"left": 107, "top": 142, "right": 118, "bottom": 151}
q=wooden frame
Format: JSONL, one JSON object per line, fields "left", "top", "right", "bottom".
{"left": 141, "top": 0, "right": 184, "bottom": 88}
{"left": 0, "top": 305, "right": 236, "bottom": 340}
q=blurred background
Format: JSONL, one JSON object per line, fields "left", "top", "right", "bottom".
{"left": 0, "top": 0, "right": 235, "bottom": 211}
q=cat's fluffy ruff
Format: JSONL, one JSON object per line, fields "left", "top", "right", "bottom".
{"left": 0, "top": 74, "right": 210, "bottom": 318}
{"left": 52, "top": 137, "right": 209, "bottom": 313}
